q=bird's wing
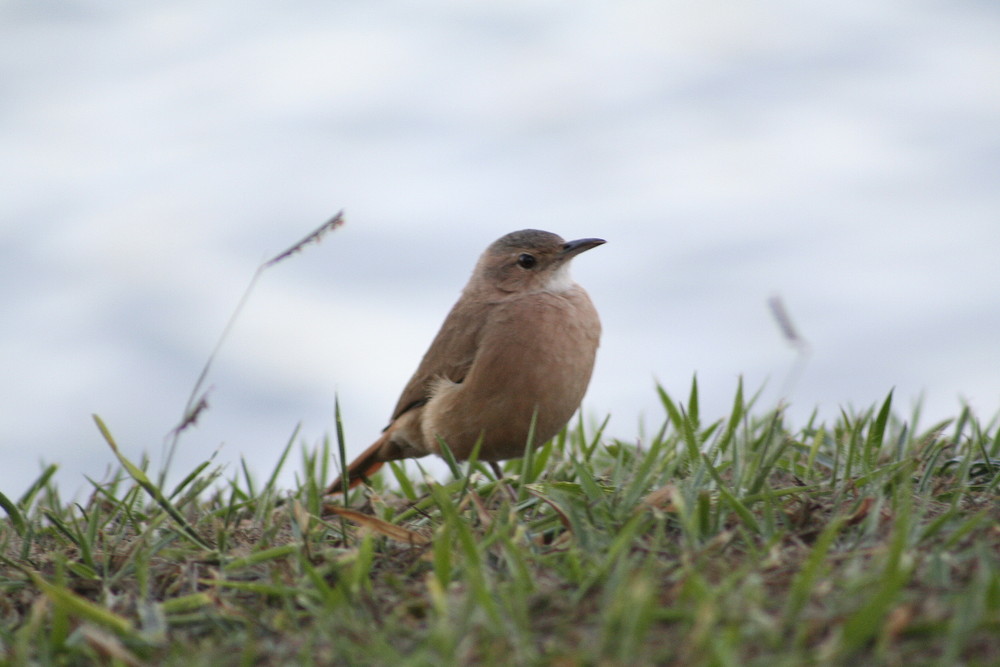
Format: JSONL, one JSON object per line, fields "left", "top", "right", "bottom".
{"left": 388, "top": 295, "right": 493, "bottom": 422}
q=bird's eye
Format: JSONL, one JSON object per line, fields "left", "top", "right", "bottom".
{"left": 517, "top": 253, "right": 537, "bottom": 269}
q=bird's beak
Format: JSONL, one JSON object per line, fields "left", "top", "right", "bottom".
{"left": 560, "top": 237, "right": 606, "bottom": 260}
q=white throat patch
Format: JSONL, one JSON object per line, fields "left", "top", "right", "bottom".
{"left": 545, "top": 263, "right": 576, "bottom": 293}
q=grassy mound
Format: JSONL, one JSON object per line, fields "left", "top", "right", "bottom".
{"left": 1, "top": 381, "right": 997, "bottom": 665}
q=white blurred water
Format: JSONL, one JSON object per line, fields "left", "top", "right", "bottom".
{"left": 2, "top": 1, "right": 998, "bottom": 498}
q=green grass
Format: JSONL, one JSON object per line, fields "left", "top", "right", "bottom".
{"left": 1, "top": 379, "right": 998, "bottom": 666}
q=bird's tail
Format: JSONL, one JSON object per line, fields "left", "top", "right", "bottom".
{"left": 326, "top": 434, "right": 391, "bottom": 496}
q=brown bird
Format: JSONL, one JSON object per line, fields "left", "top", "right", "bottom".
{"left": 328, "top": 229, "right": 603, "bottom": 494}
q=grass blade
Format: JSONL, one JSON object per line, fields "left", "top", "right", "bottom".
{"left": 93, "top": 414, "right": 213, "bottom": 551}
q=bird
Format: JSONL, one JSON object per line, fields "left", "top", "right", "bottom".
{"left": 327, "top": 229, "right": 603, "bottom": 495}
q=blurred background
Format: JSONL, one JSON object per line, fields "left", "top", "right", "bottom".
{"left": 2, "top": 1, "right": 998, "bottom": 499}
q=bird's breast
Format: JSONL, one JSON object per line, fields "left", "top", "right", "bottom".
{"left": 421, "top": 286, "right": 600, "bottom": 460}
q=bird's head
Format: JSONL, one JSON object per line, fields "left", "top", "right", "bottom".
{"left": 473, "top": 229, "right": 605, "bottom": 294}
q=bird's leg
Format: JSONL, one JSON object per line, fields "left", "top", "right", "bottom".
{"left": 489, "top": 461, "right": 518, "bottom": 502}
